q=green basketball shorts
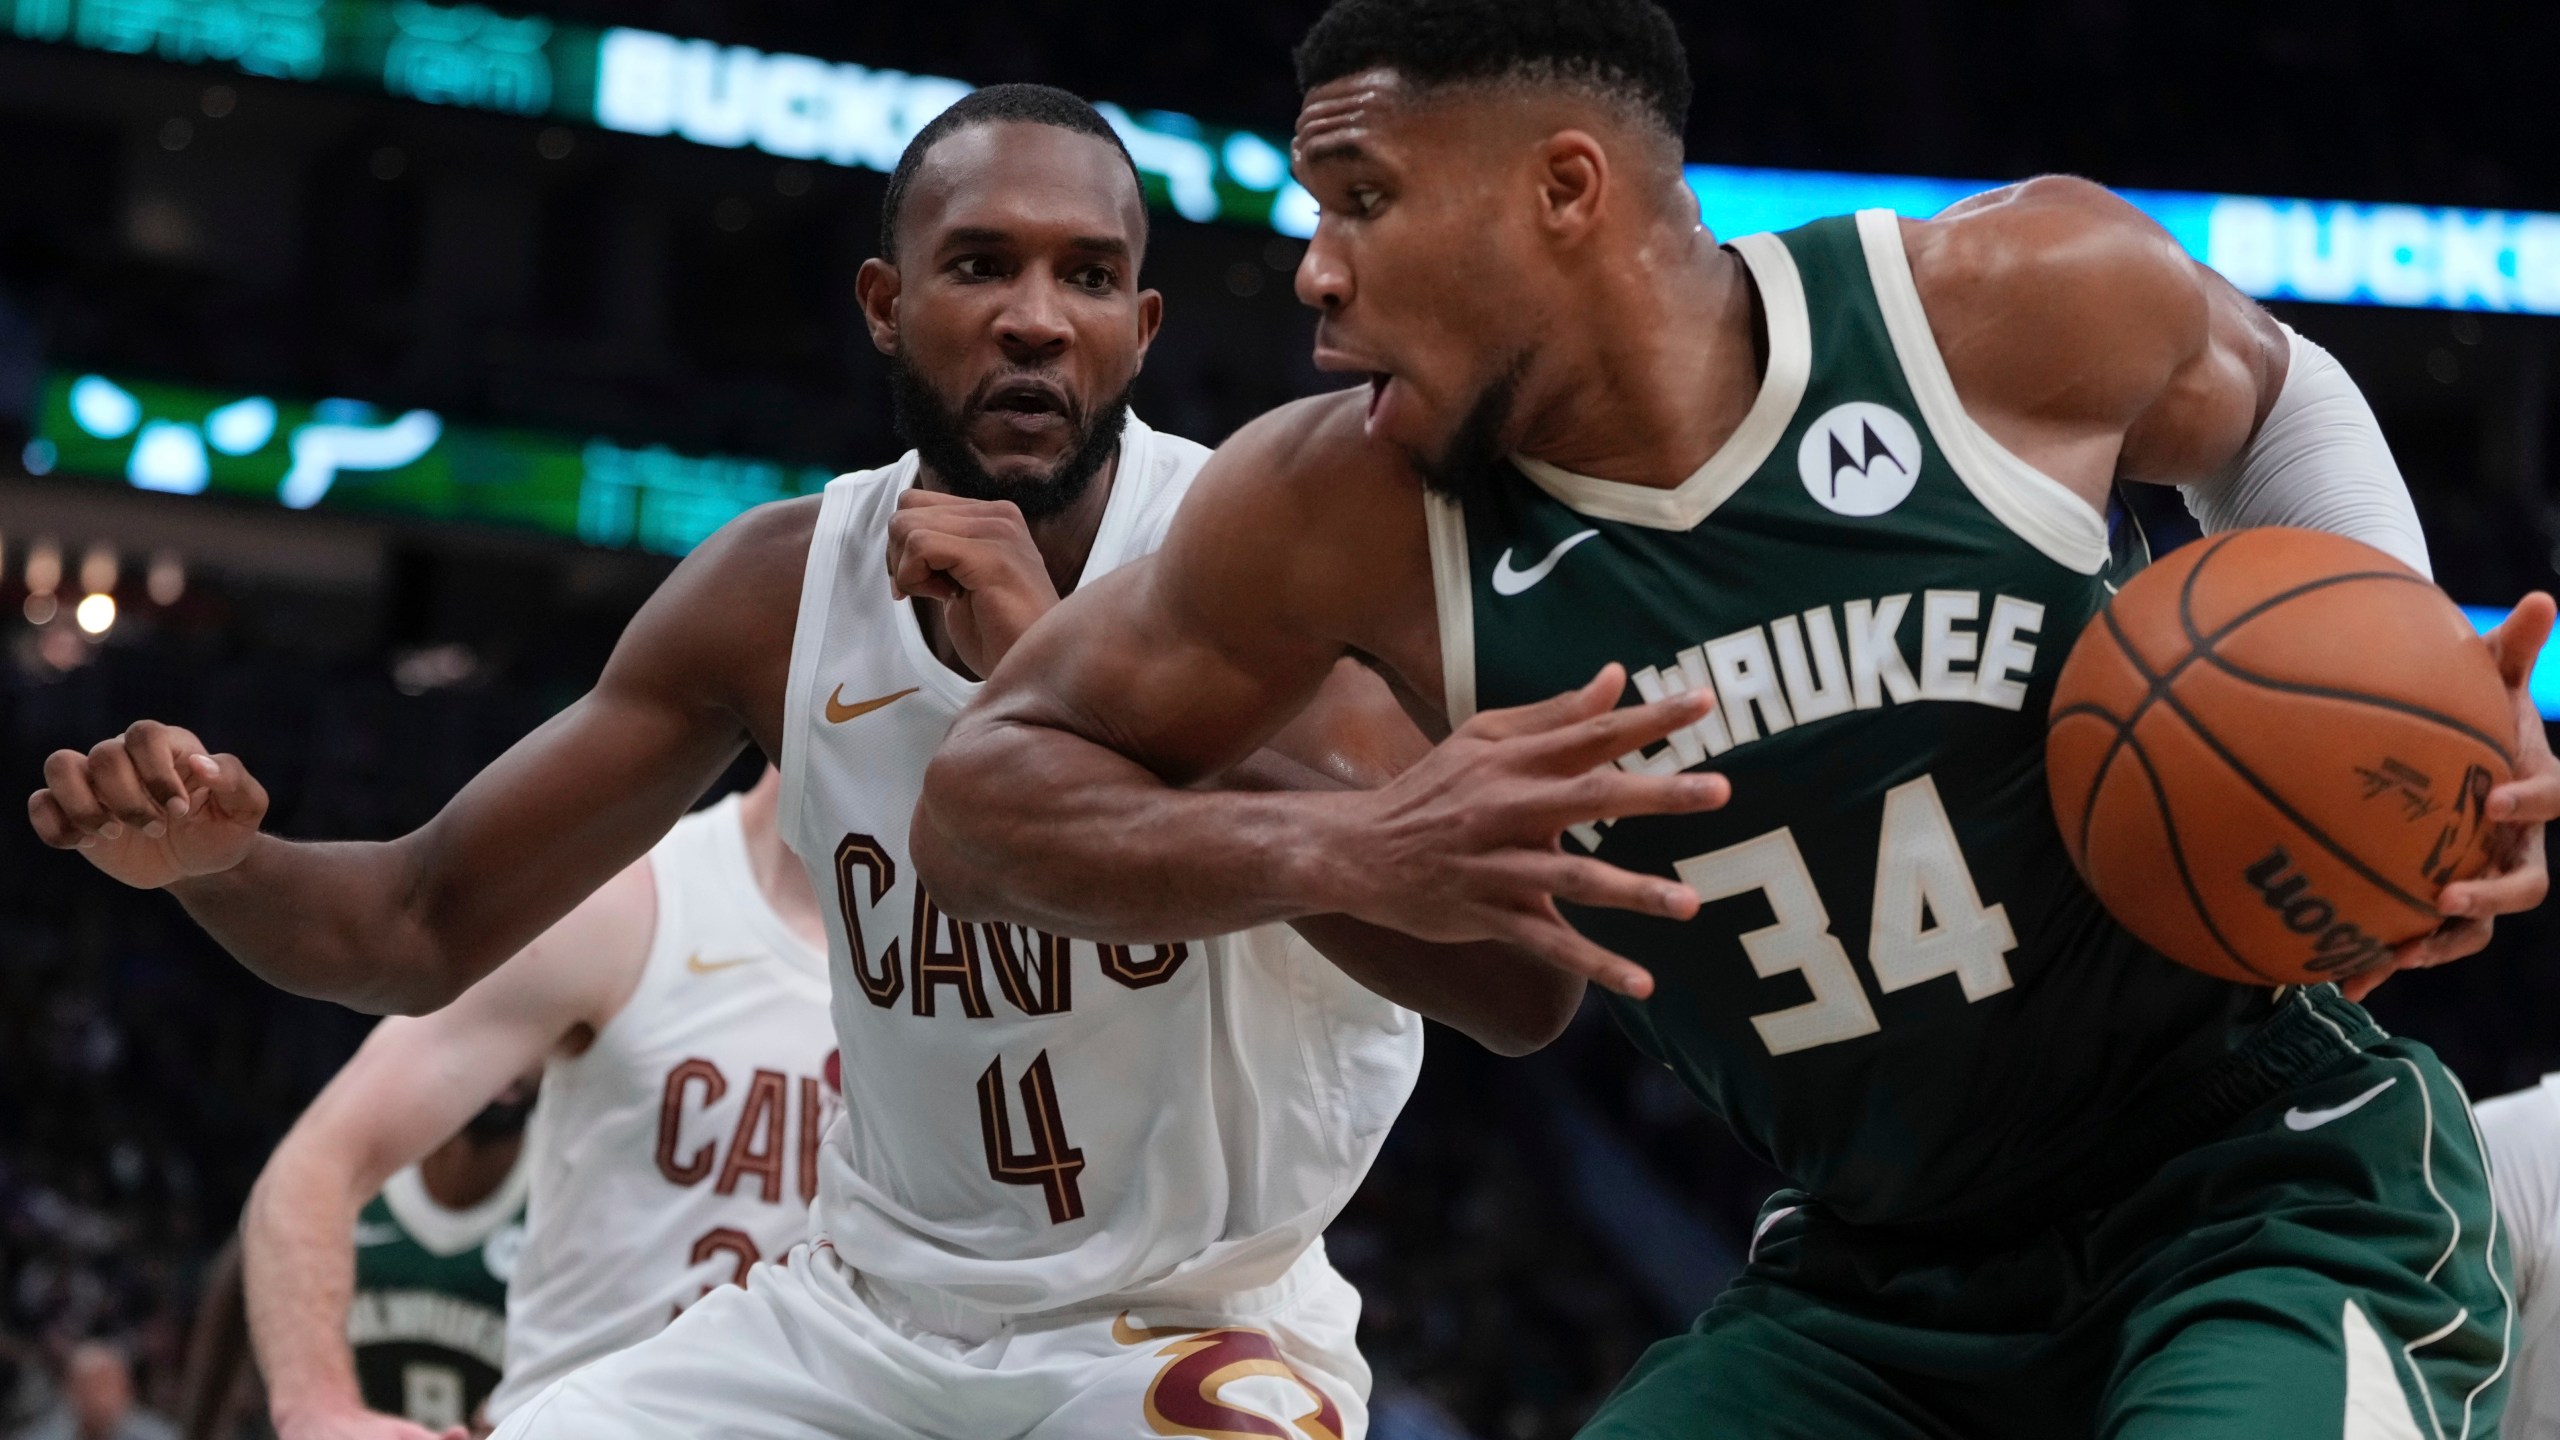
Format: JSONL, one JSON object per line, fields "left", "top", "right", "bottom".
{"left": 1583, "top": 989, "right": 2513, "bottom": 1440}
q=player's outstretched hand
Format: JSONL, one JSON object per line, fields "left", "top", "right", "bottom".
{"left": 1327, "top": 664, "right": 1728, "bottom": 999}
{"left": 2347, "top": 592, "right": 2559, "bottom": 1001}
{"left": 27, "top": 720, "right": 267, "bottom": 889}
{"left": 275, "top": 1404, "right": 465, "bottom": 1440}
{"left": 887, "top": 489, "right": 1060, "bottom": 676}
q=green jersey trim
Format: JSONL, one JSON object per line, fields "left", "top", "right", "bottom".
{"left": 1507, "top": 231, "right": 1815, "bottom": 531}
{"left": 1851, "top": 209, "right": 2110, "bottom": 575}
{"left": 378, "top": 1158, "right": 530, "bottom": 1259}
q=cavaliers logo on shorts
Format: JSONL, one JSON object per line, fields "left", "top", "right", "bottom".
{"left": 1114, "top": 1315, "right": 1344, "bottom": 1440}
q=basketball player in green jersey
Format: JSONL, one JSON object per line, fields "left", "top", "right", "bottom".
{"left": 914, "top": 1, "right": 2560, "bottom": 1435}
{"left": 182, "top": 1086, "right": 533, "bottom": 1440}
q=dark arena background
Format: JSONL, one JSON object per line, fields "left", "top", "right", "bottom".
{"left": 5, "top": 3, "right": 2560, "bottom": 1437}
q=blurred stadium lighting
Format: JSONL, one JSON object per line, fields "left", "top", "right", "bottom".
{"left": 2466, "top": 607, "right": 2560, "bottom": 720}
{"left": 79, "top": 544, "right": 116, "bottom": 596}
{"left": 24, "top": 538, "right": 60, "bottom": 597}
{"left": 146, "top": 551, "right": 185, "bottom": 606}
{"left": 74, "top": 592, "right": 115, "bottom": 636}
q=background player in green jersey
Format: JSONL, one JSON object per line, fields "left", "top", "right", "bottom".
{"left": 914, "top": 0, "right": 2560, "bottom": 1435}
{"left": 180, "top": 1087, "right": 531, "bottom": 1440}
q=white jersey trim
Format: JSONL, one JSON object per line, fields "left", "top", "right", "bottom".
{"left": 1508, "top": 230, "right": 1812, "bottom": 532}
{"left": 778, "top": 485, "right": 865, "bottom": 847}
{"left": 1423, "top": 492, "right": 1476, "bottom": 726}
{"left": 377, "top": 1155, "right": 529, "bottom": 1259}
{"left": 1852, "top": 207, "right": 2111, "bottom": 576}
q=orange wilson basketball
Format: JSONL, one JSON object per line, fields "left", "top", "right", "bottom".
{"left": 2047, "top": 528, "right": 2512, "bottom": 987}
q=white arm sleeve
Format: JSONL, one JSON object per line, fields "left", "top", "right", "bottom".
{"left": 2177, "top": 325, "right": 2432, "bottom": 579}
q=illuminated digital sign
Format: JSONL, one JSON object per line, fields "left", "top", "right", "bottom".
{"left": 11, "top": 0, "right": 2560, "bottom": 312}
{"left": 27, "top": 370, "right": 832, "bottom": 556}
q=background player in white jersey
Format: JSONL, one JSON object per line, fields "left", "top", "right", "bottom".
{"left": 28, "top": 83, "right": 1590, "bottom": 1439}
{"left": 239, "top": 768, "right": 832, "bottom": 1440}
{"left": 2478, "top": 1077, "right": 2560, "bottom": 1438}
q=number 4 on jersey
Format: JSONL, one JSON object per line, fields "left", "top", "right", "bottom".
{"left": 977, "top": 1051, "right": 1086, "bottom": 1223}
{"left": 1676, "top": 775, "right": 2016, "bottom": 1057}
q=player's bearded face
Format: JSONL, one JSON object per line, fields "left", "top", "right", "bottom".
{"left": 891, "top": 353, "right": 1132, "bottom": 521}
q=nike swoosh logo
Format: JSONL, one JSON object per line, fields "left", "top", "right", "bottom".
{"left": 1490, "top": 529, "right": 1600, "bottom": 597}
{"left": 2284, "top": 1077, "right": 2396, "bottom": 1131}
{"left": 685, "top": 953, "right": 759, "bottom": 975}
{"left": 826, "top": 685, "right": 918, "bottom": 724}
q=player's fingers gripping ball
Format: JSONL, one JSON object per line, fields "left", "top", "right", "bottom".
{"left": 2047, "top": 528, "right": 2511, "bottom": 986}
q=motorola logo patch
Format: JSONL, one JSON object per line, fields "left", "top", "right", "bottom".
{"left": 1796, "top": 402, "right": 1922, "bottom": 517}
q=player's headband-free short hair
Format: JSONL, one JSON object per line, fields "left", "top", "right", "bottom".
{"left": 1292, "top": 0, "right": 1692, "bottom": 141}
{"left": 878, "top": 83, "right": 1148, "bottom": 263}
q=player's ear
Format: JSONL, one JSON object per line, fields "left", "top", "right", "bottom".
{"left": 1131, "top": 287, "right": 1164, "bottom": 370}
{"left": 855, "top": 257, "right": 903, "bottom": 358}
{"left": 1534, "top": 130, "right": 1609, "bottom": 245}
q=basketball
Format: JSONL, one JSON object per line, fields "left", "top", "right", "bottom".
{"left": 2047, "top": 528, "right": 2514, "bottom": 987}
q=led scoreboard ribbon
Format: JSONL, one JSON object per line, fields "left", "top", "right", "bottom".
{"left": 11, "top": 0, "right": 2560, "bottom": 314}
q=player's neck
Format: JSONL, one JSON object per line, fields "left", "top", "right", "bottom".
{"left": 735, "top": 771, "right": 827, "bottom": 951}
{"left": 1508, "top": 229, "right": 1765, "bottom": 490}
{"left": 417, "top": 1129, "right": 521, "bottom": 1211}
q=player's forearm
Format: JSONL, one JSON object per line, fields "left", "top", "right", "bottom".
{"left": 1289, "top": 915, "right": 1582, "bottom": 1056}
{"left": 242, "top": 1151, "right": 369, "bottom": 1426}
{"left": 915, "top": 716, "right": 1365, "bottom": 940}
{"left": 170, "top": 835, "right": 470, "bottom": 1014}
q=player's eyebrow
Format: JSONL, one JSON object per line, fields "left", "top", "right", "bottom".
{"left": 939, "top": 227, "right": 1131, "bottom": 259}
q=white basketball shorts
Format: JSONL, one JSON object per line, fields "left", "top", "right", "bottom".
{"left": 487, "top": 1238, "right": 1368, "bottom": 1440}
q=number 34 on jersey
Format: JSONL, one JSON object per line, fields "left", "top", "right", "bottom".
{"left": 1678, "top": 774, "right": 2015, "bottom": 1057}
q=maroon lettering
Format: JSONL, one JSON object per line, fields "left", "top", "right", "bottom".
{"left": 982, "top": 924, "right": 1073, "bottom": 1016}
{"left": 1099, "top": 941, "right": 1190, "bottom": 990}
{"left": 910, "top": 892, "right": 993, "bottom": 1019}
{"left": 833, "top": 834, "right": 902, "bottom": 1008}
{"left": 714, "top": 1068, "right": 789, "bottom": 1202}
{"left": 976, "top": 1051, "right": 1086, "bottom": 1225}
{"left": 655, "top": 1059, "right": 727, "bottom": 1186}
{"left": 796, "top": 1076, "right": 824, "bottom": 1205}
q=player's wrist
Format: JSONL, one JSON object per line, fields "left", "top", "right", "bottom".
{"left": 268, "top": 1380, "right": 369, "bottom": 1434}
{"left": 1280, "top": 790, "right": 1383, "bottom": 922}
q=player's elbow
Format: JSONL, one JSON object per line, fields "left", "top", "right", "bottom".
{"left": 1446, "top": 964, "right": 1585, "bottom": 1057}
{"left": 910, "top": 752, "right": 1001, "bottom": 923}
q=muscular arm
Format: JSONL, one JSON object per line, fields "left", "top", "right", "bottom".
{"left": 1914, "top": 175, "right": 2285, "bottom": 505}
{"left": 918, "top": 395, "right": 1724, "bottom": 999}
{"left": 29, "top": 499, "right": 809, "bottom": 1014}
{"left": 1919, "top": 177, "right": 2558, "bottom": 974}
{"left": 244, "top": 862, "right": 652, "bottom": 1440}
{"left": 1237, "top": 660, "right": 1584, "bottom": 1055}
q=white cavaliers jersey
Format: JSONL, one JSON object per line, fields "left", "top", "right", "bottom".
{"left": 777, "top": 412, "right": 1423, "bottom": 1315}
{"left": 487, "top": 796, "right": 838, "bottom": 1420}
{"left": 2480, "top": 1075, "right": 2560, "bottom": 1440}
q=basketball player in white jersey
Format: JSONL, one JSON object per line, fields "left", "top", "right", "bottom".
{"left": 2477, "top": 1077, "right": 2560, "bottom": 1438}
{"left": 240, "top": 768, "right": 833, "bottom": 1440}
{"left": 30, "top": 83, "right": 1595, "bottom": 1438}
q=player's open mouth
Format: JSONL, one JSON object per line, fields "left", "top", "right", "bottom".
{"left": 978, "top": 378, "right": 1074, "bottom": 436}
{"left": 1368, "top": 373, "right": 1389, "bottom": 418}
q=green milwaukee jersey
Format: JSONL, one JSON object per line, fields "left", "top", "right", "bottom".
{"left": 348, "top": 1159, "right": 527, "bottom": 1428}
{"left": 1427, "top": 210, "right": 2267, "bottom": 1231}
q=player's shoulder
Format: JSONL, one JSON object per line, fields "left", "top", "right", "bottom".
{"left": 1898, "top": 176, "right": 2213, "bottom": 418}
{"left": 1902, "top": 176, "right": 2205, "bottom": 341}
{"left": 1203, "top": 388, "right": 1416, "bottom": 509}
